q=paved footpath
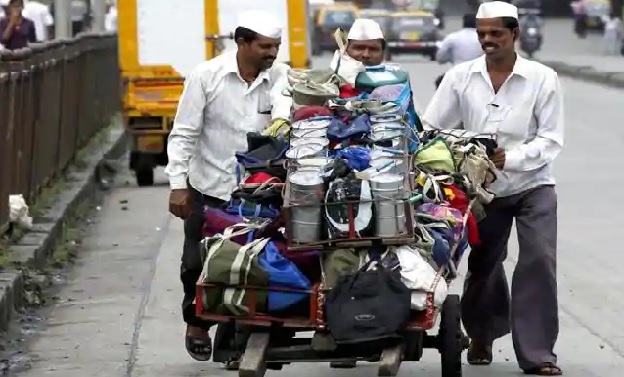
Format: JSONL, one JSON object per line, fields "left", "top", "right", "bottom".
{"left": 4, "top": 53, "right": 624, "bottom": 377}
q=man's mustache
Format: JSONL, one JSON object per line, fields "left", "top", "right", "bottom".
{"left": 482, "top": 43, "right": 498, "bottom": 49}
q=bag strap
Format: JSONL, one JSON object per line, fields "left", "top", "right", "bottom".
{"left": 221, "top": 237, "right": 271, "bottom": 316}
{"left": 222, "top": 222, "right": 263, "bottom": 238}
{"left": 333, "top": 28, "right": 347, "bottom": 74}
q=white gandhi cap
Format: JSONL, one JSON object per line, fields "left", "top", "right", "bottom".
{"left": 476, "top": 1, "right": 519, "bottom": 19}
{"left": 237, "top": 10, "right": 283, "bottom": 39}
{"left": 347, "top": 18, "right": 385, "bottom": 40}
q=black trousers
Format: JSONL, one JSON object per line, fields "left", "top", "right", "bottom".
{"left": 181, "top": 184, "right": 224, "bottom": 329}
{"left": 181, "top": 183, "right": 251, "bottom": 361}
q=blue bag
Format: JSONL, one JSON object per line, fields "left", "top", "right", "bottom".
{"left": 247, "top": 233, "right": 311, "bottom": 311}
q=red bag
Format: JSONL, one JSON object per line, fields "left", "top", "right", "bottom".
{"left": 202, "top": 207, "right": 248, "bottom": 245}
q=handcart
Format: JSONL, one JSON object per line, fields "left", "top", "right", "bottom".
{"left": 195, "top": 194, "right": 475, "bottom": 377}
{"left": 195, "top": 48, "right": 484, "bottom": 376}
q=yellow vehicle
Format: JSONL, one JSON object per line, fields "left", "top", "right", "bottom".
{"left": 117, "top": 0, "right": 311, "bottom": 186}
{"left": 311, "top": 3, "right": 360, "bottom": 55}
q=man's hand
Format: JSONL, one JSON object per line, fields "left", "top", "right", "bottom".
{"left": 491, "top": 148, "right": 506, "bottom": 169}
{"left": 169, "top": 189, "right": 190, "bottom": 219}
{"left": 263, "top": 118, "right": 290, "bottom": 137}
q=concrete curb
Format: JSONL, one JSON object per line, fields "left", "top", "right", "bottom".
{"left": 0, "top": 124, "right": 127, "bottom": 331}
{"left": 539, "top": 60, "right": 624, "bottom": 89}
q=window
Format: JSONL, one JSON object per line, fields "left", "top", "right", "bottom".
{"left": 323, "top": 10, "right": 357, "bottom": 25}
{"left": 394, "top": 16, "right": 434, "bottom": 29}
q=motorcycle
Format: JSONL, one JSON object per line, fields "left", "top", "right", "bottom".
{"left": 520, "top": 26, "right": 542, "bottom": 58}
{"left": 519, "top": 15, "right": 543, "bottom": 58}
{"left": 574, "top": 15, "right": 588, "bottom": 38}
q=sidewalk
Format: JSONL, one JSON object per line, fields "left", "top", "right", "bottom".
{"left": 535, "top": 53, "right": 624, "bottom": 89}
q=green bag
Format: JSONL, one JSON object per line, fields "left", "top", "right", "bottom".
{"left": 322, "top": 248, "right": 361, "bottom": 289}
{"left": 199, "top": 236, "right": 270, "bottom": 316}
{"left": 413, "top": 223, "right": 437, "bottom": 268}
{"left": 322, "top": 248, "right": 397, "bottom": 288}
{"left": 414, "top": 137, "right": 456, "bottom": 173}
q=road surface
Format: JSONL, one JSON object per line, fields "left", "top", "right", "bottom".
{"left": 7, "top": 22, "right": 624, "bottom": 377}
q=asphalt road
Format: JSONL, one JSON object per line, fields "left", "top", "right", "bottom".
{"left": 7, "top": 32, "right": 624, "bottom": 377}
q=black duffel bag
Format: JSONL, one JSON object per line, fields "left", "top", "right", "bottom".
{"left": 325, "top": 260, "right": 411, "bottom": 344}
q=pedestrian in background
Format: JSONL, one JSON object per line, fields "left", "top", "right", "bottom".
{"left": 570, "top": 0, "right": 587, "bottom": 37}
{"left": 104, "top": 1, "right": 116, "bottom": 32}
{"left": 603, "top": 12, "right": 624, "bottom": 55}
{"left": 434, "top": 13, "right": 483, "bottom": 87}
{"left": 22, "top": 0, "right": 53, "bottom": 42}
{"left": 0, "top": 0, "right": 36, "bottom": 50}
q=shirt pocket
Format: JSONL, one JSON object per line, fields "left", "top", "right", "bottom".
{"left": 256, "top": 87, "right": 273, "bottom": 115}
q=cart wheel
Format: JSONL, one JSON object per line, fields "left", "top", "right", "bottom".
{"left": 239, "top": 332, "right": 270, "bottom": 377}
{"left": 403, "top": 330, "right": 424, "bottom": 361}
{"left": 438, "top": 294, "right": 462, "bottom": 377}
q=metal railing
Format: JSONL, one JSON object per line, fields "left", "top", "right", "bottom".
{"left": 0, "top": 33, "right": 120, "bottom": 234}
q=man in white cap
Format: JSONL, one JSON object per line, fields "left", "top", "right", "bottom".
{"left": 165, "top": 9, "right": 290, "bottom": 363}
{"left": 423, "top": 1, "right": 564, "bottom": 375}
{"left": 344, "top": 18, "right": 387, "bottom": 66}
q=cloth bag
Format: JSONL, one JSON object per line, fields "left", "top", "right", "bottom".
{"left": 290, "top": 68, "right": 341, "bottom": 106}
{"left": 246, "top": 233, "right": 312, "bottom": 312}
{"left": 325, "top": 260, "right": 411, "bottom": 344}
{"left": 199, "top": 235, "right": 270, "bottom": 316}
{"left": 391, "top": 245, "right": 448, "bottom": 310}
{"left": 413, "top": 137, "right": 456, "bottom": 173}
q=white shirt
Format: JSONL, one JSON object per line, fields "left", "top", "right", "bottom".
{"left": 165, "top": 51, "right": 292, "bottom": 200}
{"left": 423, "top": 55, "right": 564, "bottom": 197}
{"left": 104, "top": 5, "right": 117, "bottom": 32}
{"left": 570, "top": 0, "right": 586, "bottom": 15}
{"left": 23, "top": 1, "right": 54, "bottom": 42}
{"left": 70, "top": 0, "right": 87, "bottom": 22}
{"left": 436, "top": 28, "right": 483, "bottom": 66}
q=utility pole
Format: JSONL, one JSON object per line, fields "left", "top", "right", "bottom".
{"left": 92, "top": 0, "right": 107, "bottom": 32}
{"left": 53, "top": 0, "right": 71, "bottom": 39}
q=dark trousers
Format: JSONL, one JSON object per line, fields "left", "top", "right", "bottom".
{"left": 181, "top": 184, "right": 224, "bottom": 329}
{"left": 181, "top": 184, "right": 251, "bottom": 361}
{"left": 461, "top": 185, "right": 559, "bottom": 370}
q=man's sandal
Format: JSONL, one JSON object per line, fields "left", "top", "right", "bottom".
{"left": 466, "top": 342, "right": 493, "bottom": 365}
{"left": 185, "top": 334, "right": 213, "bottom": 361}
{"left": 523, "top": 363, "right": 563, "bottom": 376}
